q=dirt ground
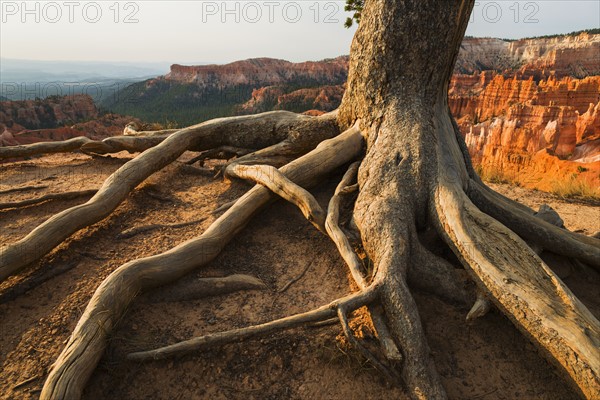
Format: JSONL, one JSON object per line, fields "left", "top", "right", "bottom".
{"left": 0, "top": 152, "right": 598, "bottom": 400}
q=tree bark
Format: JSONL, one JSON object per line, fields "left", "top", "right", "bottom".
{"left": 338, "top": 1, "right": 599, "bottom": 398}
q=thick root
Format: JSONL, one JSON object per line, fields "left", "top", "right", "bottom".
{"left": 0, "top": 134, "right": 175, "bottom": 160}
{"left": 227, "top": 164, "right": 327, "bottom": 233}
{"left": 325, "top": 161, "right": 403, "bottom": 362}
{"left": 376, "top": 249, "right": 448, "bottom": 400}
{"left": 0, "top": 137, "right": 92, "bottom": 160}
{"left": 0, "top": 111, "right": 336, "bottom": 282}
{"left": 128, "top": 287, "right": 378, "bottom": 361}
{"left": 434, "top": 182, "right": 600, "bottom": 398}
{"left": 467, "top": 180, "right": 600, "bottom": 269}
{"left": 40, "top": 123, "right": 364, "bottom": 400}
{"left": 80, "top": 134, "right": 173, "bottom": 155}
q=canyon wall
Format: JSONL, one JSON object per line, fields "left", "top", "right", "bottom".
{"left": 455, "top": 32, "right": 600, "bottom": 77}
{"left": 448, "top": 32, "right": 600, "bottom": 194}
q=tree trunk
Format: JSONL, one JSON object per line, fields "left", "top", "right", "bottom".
{"left": 339, "top": 1, "right": 599, "bottom": 398}
{"left": 338, "top": 1, "right": 474, "bottom": 398}
{"left": 4, "top": 1, "right": 598, "bottom": 399}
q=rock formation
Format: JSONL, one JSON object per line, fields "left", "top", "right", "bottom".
{"left": 0, "top": 95, "right": 98, "bottom": 131}
{"left": 0, "top": 95, "right": 138, "bottom": 147}
{"left": 455, "top": 32, "right": 600, "bottom": 78}
{"left": 4, "top": 32, "right": 599, "bottom": 194}
{"left": 166, "top": 56, "right": 349, "bottom": 87}
{"left": 238, "top": 85, "right": 345, "bottom": 114}
{"left": 451, "top": 73, "right": 600, "bottom": 193}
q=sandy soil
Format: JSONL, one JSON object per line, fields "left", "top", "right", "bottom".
{"left": 0, "top": 152, "right": 598, "bottom": 400}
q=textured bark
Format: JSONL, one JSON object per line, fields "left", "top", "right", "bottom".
{"left": 337, "top": 1, "right": 475, "bottom": 398}
{"left": 338, "top": 0, "right": 599, "bottom": 398}
{"left": 0, "top": 136, "right": 92, "bottom": 159}
{"left": 3, "top": 1, "right": 597, "bottom": 399}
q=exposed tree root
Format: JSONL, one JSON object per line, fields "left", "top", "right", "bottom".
{"left": 277, "top": 261, "right": 313, "bottom": 293}
{"left": 465, "top": 291, "right": 491, "bottom": 322}
{"left": 177, "top": 164, "right": 217, "bottom": 177}
{"left": 337, "top": 306, "right": 401, "bottom": 384}
{"left": 325, "top": 161, "right": 367, "bottom": 287}
{"left": 407, "top": 239, "right": 472, "bottom": 305}
{"left": 127, "top": 286, "right": 378, "bottom": 361}
{"left": 228, "top": 164, "right": 327, "bottom": 233}
{"left": 187, "top": 146, "right": 253, "bottom": 166}
{"left": 116, "top": 217, "right": 207, "bottom": 239}
{"left": 376, "top": 248, "right": 447, "bottom": 399}
{"left": 0, "top": 137, "right": 92, "bottom": 160}
{"left": 145, "top": 274, "right": 267, "bottom": 303}
{"left": 0, "top": 111, "right": 338, "bottom": 282}
{"left": 325, "top": 161, "right": 403, "bottom": 362}
{"left": 5, "top": 1, "right": 598, "bottom": 397}
{"left": 434, "top": 181, "right": 600, "bottom": 398}
{"left": 123, "top": 126, "right": 179, "bottom": 137}
{"left": 79, "top": 134, "right": 174, "bottom": 155}
{"left": 40, "top": 123, "right": 364, "bottom": 400}
{"left": 212, "top": 199, "right": 238, "bottom": 215}
{"left": 467, "top": 180, "right": 600, "bottom": 269}
{"left": 0, "top": 189, "right": 97, "bottom": 211}
{"left": 0, "top": 134, "right": 177, "bottom": 160}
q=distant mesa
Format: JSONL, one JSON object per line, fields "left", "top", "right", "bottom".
{"left": 2, "top": 31, "right": 599, "bottom": 194}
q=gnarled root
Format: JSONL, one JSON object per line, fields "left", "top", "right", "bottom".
{"left": 0, "top": 137, "right": 92, "bottom": 160}
{"left": 0, "top": 111, "right": 338, "bottom": 282}
{"left": 227, "top": 164, "right": 327, "bottom": 233}
{"left": 39, "top": 123, "right": 364, "bottom": 400}
{"left": 467, "top": 180, "right": 600, "bottom": 269}
{"left": 80, "top": 134, "right": 173, "bottom": 155}
{"left": 434, "top": 180, "right": 600, "bottom": 398}
{"left": 325, "top": 161, "right": 403, "bottom": 362}
{"left": 376, "top": 247, "right": 447, "bottom": 399}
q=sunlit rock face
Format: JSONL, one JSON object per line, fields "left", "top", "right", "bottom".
{"left": 166, "top": 57, "right": 349, "bottom": 88}
{"left": 449, "top": 33, "right": 600, "bottom": 192}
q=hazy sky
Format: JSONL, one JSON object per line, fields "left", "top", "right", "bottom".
{"left": 1, "top": 0, "right": 598, "bottom": 64}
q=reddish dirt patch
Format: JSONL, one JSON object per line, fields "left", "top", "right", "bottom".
{"left": 0, "top": 152, "right": 598, "bottom": 399}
